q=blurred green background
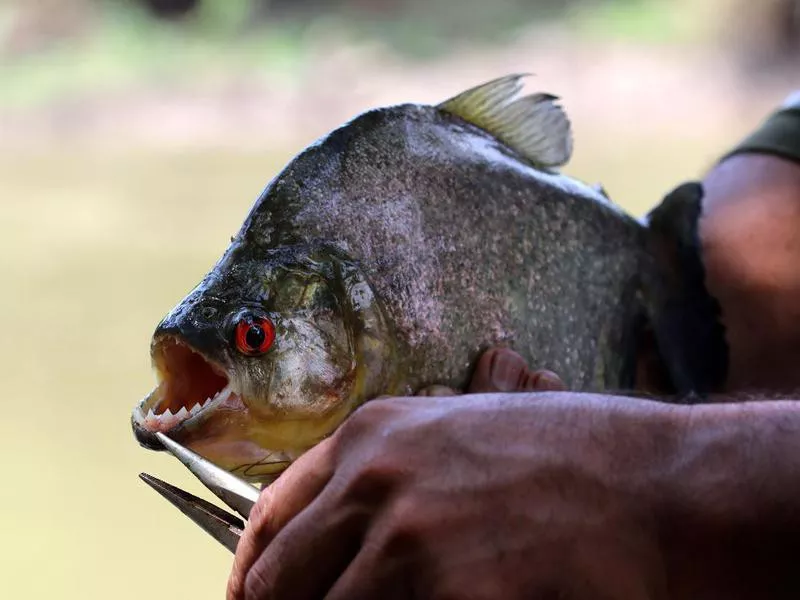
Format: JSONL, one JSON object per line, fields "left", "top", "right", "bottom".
{"left": 1, "top": 0, "right": 798, "bottom": 598}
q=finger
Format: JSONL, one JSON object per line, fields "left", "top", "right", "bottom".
{"left": 469, "top": 348, "right": 567, "bottom": 394}
{"left": 416, "top": 385, "right": 459, "bottom": 397}
{"left": 227, "top": 436, "right": 337, "bottom": 600}
{"left": 243, "top": 484, "right": 367, "bottom": 600}
{"left": 468, "top": 347, "right": 531, "bottom": 393}
{"left": 323, "top": 500, "right": 504, "bottom": 600}
{"left": 323, "top": 506, "right": 424, "bottom": 600}
{"left": 324, "top": 538, "right": 414, "bottom": 600}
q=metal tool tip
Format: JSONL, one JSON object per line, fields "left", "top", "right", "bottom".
{"left": 138, "top": 471, "right": 245, "bottom": 554}
{"left": 152, "top": 432, "right": 259, "bottom": 518}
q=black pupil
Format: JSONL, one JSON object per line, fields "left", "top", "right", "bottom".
{"left": 245, "top": 323, "right": 266, "bottom": 349}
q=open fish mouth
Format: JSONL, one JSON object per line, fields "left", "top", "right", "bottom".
{"left": 132, "top": 336, "right": 244, "bottom": 450}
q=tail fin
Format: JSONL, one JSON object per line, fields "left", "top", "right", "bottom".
{"left": 644, "top": 182, "right": 729, "bottom": 399}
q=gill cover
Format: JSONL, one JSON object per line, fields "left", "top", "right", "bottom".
{"left": 225, "top": 242, "right": 397, "bottom": 414}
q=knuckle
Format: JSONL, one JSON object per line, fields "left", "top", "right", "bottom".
{"left": 328, "top": 398, "right": 425, "bottom": 503}
{"left": 346, "top": 396, "right": 402, "bottom": 428}
{"left": 247, "top": 487, "right": 277, "bottom": 538}
{"left": 337, "top": 454, "right": 404, "bottom": 503}
{"left": 384, "top": 497, "right": 430, "bottom": 544}
{"left": 361, "top": 495, "right": 434, "bottom": 562}
{"left": 333, "top": 397, "right": 410, "bottom": 449}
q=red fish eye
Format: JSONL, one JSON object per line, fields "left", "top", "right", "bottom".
{"left": 235, "top": 316, "right": 275, "bottom": 356}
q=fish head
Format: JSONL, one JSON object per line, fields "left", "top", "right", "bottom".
{"left": 132, "top": 242, "right": 395, "bottom": 482}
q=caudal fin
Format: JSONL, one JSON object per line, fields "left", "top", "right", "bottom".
{"left": 644, "top": 182, "right": 729, "bottom": 398}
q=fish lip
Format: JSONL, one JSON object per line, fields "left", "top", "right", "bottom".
{"left": 131, "top": 411, "right": 169, "bottom": 450}
{"left": 131, "top": 335, "right": 242, "bottom": 448}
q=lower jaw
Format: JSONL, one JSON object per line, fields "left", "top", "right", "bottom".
{"left": 131, "top": 414, "right": 294, "bottom": 482}
{"left": 131, "top": 390, "right": 362, "bottom": 482}
{"left": 132, "top": 383, "right": 243, "bottom": 448}
{"left": 132, "top": 416, "right": 172, "bottom": 450}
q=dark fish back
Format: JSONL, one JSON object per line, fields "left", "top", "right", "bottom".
{"left": 241, "top": 105, "right": 650, "bottom": 391}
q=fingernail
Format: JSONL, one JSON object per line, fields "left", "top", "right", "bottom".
{"left": 529, "top": 370, "right": 566, "bottom": 391}
{"left": 490, "top": 349, "right": 527, "bottom": 392}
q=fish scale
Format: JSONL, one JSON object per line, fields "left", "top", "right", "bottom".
{"left": 132, "top": 74, "right": 727, "bottom": 483}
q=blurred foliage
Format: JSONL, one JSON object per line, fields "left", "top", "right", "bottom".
{"left": 572, "top": 0, "right": 693, "bottom": 43}
{"left": 0, "top": 0, "right": 707, "bottom": 109}
{"left": 2, "top": 3, "right": 795, "bottom": 600}
{"left": 0, "top": 0, "right": 310, "bottom": 109}
{"left": 3, "top": 0, "right": 797, "bottom": 67}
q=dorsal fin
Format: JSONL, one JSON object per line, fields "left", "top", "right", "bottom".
{"left": 437, "top": 74, "right": 573, "bottom": 171}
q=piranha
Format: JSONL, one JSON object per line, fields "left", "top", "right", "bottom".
{"left": 132, "top": 74, "right": 726, "bottom": 482}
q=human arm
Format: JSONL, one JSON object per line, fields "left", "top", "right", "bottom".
{"left": 227, "top": 387, "right": 800, "bottom": 600}
{"left": 700, "top": 94, "right": 800, "bottom": 392}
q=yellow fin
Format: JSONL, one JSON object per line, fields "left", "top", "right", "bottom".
{"left": 438, "top": 74, "right": 573, "bottom": 171}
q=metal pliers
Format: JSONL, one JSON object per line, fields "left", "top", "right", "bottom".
{"left": 139, "top": 432, "right": 261, "bottom": 553}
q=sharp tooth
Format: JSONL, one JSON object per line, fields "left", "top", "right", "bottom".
{"left": 176, "top": 406, "right": 189, "bottom": 420}
{"left": 146, "top": 408, "right": 155, "bottom": 420}
{"left": 163, "top": 408, "right": 173, "bottom": 418}
{"left": 190, "top": 403, "right": 201, "bottom": 415}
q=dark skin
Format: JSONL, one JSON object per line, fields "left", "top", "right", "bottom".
{"left": 227, "top": 151, "right": 800, "bottom": 599}
{"left": 700, "top": 153, "right": 800, "bottom": 392}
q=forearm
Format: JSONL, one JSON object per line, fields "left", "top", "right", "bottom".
{"left": 659, "top": 400, "right": 800, "bottom": 599}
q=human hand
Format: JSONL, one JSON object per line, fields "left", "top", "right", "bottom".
{"left": 415, "top": 347, "right": 566, "bottom": 396}
{"left": 227, "top": 350, "right": 682, "bottom": 600}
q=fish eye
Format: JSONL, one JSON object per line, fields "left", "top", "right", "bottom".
{"left": 234, "top": 315, "right": 275, "bottom": 356}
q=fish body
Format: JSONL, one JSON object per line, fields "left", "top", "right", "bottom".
{"left": 132, "top": 75, "right": 725, "bottom": 482}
